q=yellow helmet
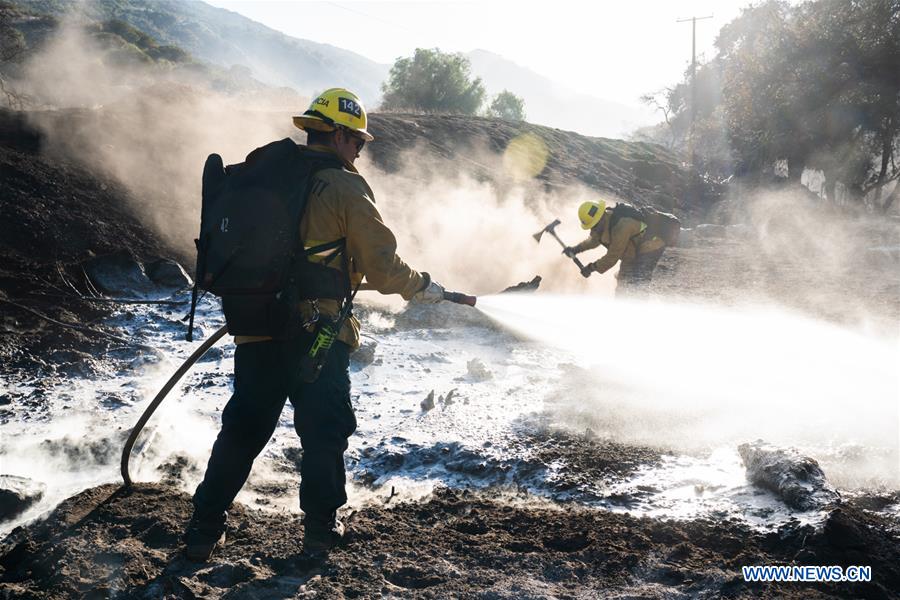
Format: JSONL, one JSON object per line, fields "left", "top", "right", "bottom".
{"left": 578, "top": 200, "right": 606, "bottom": 229}
{"left": 292, "top": 88, "right": 374, "bottom": 141}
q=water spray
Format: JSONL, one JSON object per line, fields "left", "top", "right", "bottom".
{"left": 474, "top": 293, "right": 898, "bottom": 487}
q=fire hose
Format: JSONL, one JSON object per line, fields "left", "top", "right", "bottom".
{"left": 120, "top": 290, "right": 476, "bottom": 488}
{"left": 120, "top": 325, "right": 227, "bottom": 488}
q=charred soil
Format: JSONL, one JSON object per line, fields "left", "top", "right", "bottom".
{"left": 3, "top": 105, "right": 898, "bottom": 599}
{"left": 0, "top": 109, "right": 181, "bottom": 374}
{"left": 1, "top": 483, "right": 898, "bottom": 599}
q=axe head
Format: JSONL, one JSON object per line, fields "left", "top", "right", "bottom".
{"left": 533, "top": 218, "right": 561, "bottom": 243}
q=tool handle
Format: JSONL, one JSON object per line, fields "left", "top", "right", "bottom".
{"left": 443, "top": 291, "right": 477, "bottom": 306}
{"left": 549, "top": 230, "right": 585, "bottom": 271}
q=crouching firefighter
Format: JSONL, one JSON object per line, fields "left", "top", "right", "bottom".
{"left": 564, "top": 200, "right": 680, "bottom": 295}
{"left": 183, "top": 88, "right": 459, "bottom": 560}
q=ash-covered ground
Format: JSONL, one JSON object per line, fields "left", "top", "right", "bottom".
{"left": 2, "top": 482, "right": 898, "bottom": 599}
{"left": 1, "top": 222, "right": 898, "bottom": 598}
{"left": 1, "top": 104, "right": 899, "bottom": 598}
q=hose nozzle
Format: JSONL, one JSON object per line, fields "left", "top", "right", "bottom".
{"left": 443, "top": 290, "right": 477, "bottom": 306}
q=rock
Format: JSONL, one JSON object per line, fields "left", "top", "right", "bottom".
{"left": 0, "top": 475, "right": 45, "bottom": 522}
{"left": 146, "top": 258, "right": 193, "bottom": 289}
{"left": 83, "top": 254, "right": 192, "bottom": 295}
{"left": 129, "top": 352, "right": 162, "bottom": 370}
{"left": 197, "top": 346, "right": 225, "bottom": 363}
{"left": 421, "top": 390, "right": 435, "bottom": 412}
{"left": 156, "top": 454, "right": 200, "bottom": 487}
{"left": 738, "top": 440, "right": 840, "bottom": 511}
{"left": 823, "top": 508, "right": 868, "bottom": 549}
{"left": 501, "top": 276, "right": 542, "bottom": 294}
{"left": 693, "top": 223, "right": 728, "bottom": 239}
{"left": 466, "top": 359, "right": 492, "bottom": 381}
{"left": 49, "top": 349, "right": 102, "bottom": 377}
{"left": 100, "top": 393, "right": 133, "bottom": 408}
{"left": 727, "top": 223, "right": 753, "bottom": 239}
{"left": 441, "top": 388, "right": 457, "bottom": 407}
{"left": 676, "top": 228, "right": 696, "bottom": 247}
{"left": 83, "top": 252, "right": 155, "bottom": 296}
{"left": 351, "top": 340, "right": 377, "bottom": 369}
{"left": 40, "top": 434, "right": 120, "bottom": 467}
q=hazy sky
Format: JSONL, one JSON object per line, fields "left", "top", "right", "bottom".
{"left": 205, "top": 0, "right": 754, "bottom": 109}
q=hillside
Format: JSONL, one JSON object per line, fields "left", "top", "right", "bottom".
{"left": 367, "top": 113, "right": 706, "bottom": 214}
{"left": 467, "top": 49, "right": 655, "bottom": 138}
{"left": 15, "top": 0, "right": 388, "bottom": 100}
{"left": 1, "top": 1, "right": 303, "bottom": 104}
{"left": 9, "top": 1, "right": 656, "bottom": 139}
{"left": 0, "top": 109, "right": 176, "bottom": 372}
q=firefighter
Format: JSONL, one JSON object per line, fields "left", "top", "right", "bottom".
{"left": 184, "top": 88, "right": 446, "bottom": 560}
{"left": 564, "top": 200, "right": 672, "bottom": 294}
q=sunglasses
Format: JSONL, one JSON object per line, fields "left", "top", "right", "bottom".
{"left": 340, "top": 128, "right": 365, "bottom": 151}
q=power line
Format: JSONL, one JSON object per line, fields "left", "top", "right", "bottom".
{"left": 325, "top": 2, "right": 421, "bottom": 38}
{"left": 676, "top": 14, "right": 713, "bottom": 179}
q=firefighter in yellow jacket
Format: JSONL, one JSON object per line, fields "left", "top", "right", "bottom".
{"left": 564, "top": 200, "right": 668, "bottom": 294}
{"left": 185, "top": 88, "right": 447, "bottom": 561}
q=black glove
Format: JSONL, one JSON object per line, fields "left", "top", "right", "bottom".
{"left": 562, "top": 246, "right": 576, "bottom": 258}
{"left": 580, "top": 264, "right": 594, "bottom": 278}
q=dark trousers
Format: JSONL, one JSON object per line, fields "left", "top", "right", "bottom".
{"left": 192, "top": 337, "right": 356, "bottom": 523}
{"left": 617, "top": 248, "right": 665, "bottom": 295}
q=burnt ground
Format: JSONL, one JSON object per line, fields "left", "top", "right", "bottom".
{"left": 0, "top": 109, "right": 176, "bottom": 375}
{"left": 0, "top": 483, "right": 898, "bottom": 599}
{"left": 2, "top": 105, "right": 899, "bottom": 598}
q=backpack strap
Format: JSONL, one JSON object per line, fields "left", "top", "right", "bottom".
{"left": 610, "top": 203, "right": 649, "bottom": 247}
{"left": 305, "top": 238, "right": 345, "bottom": 258}
{"left": 286, "top": 155, "right": 353, "bottom": 307}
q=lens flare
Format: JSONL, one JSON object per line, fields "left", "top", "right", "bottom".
{"left": 502, "top": 132, "right": 549, "bottom": 180}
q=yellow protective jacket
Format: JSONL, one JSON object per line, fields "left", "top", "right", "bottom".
{"left": 235, "top": 144, "right": 426, "bottom": 349}
{"left": 571, "top": 214, "right": 665, "bottom": 274}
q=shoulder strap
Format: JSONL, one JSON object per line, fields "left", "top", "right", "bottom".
{"left": 287, "top": 153, "right": 353, "bottom": 303}
{"left": 610, "top": 203, "right": 648, "bottom": 242}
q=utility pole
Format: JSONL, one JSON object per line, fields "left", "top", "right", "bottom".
{"left": 676, "top": 15, "right": 713, "bottom": 180}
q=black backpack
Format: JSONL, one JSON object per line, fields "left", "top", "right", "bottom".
{"left": 186, "top": 139, "right": 349, "bottom": 340}
{"left": 609, "top": 202, "right": 681, "bottom": 248}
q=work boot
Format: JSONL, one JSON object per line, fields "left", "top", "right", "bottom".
{"left": 183, "top": 512, "right": 227, "bottom": 562}
{"left": 302, "top": 513, "right": 345, "bottom": 556}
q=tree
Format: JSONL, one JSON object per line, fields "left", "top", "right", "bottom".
{"left": 487, "top": 90, "right": 525, "bottom": 121}
{"left": 640, "top": 61, "right": 733, "bottom": 178}
{"left": 644, "top": 0, "right": 900, "bottom": 207}
{"left": 381, "top": 48, "right": 485, "bottom": 115}
{"left": 717, "top": 0, "right": 899, "bottom": 199}
{"left": 640, "top": 89, "right": 677, "bottom": 148}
